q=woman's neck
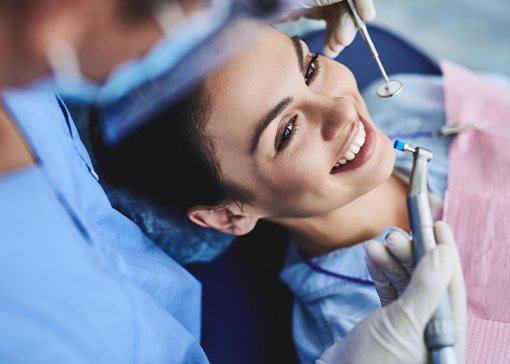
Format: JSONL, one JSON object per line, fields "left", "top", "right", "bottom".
{"left": 274, "top": 175, "right": 410, "bottom": 256}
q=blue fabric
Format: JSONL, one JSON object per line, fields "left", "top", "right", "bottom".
{"left": 280, "top": 74, "right": 452, "bottom": 364}
{"left": 281, "top": 228, "right": 402, "bottom": 364}
{"left": 0, "top": 89, "right": 209, "bottom": 363}
{"left": 98, "top": 187, "right": 236, "bottom": 264}
{"left": 69, "top": 100, "right": 236, "bottom": 265}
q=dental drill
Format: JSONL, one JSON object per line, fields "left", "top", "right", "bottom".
{"left": 393, "top": 139, "right": 457, "bottom": 364}
{"left": 345, "top": 0, "right": 403, "bottom": 98}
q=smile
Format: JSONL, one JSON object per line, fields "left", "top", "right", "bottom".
{"left": 332, "top": 121, "right": 366, "bottom": 169}
{"left": 330, "top": 117, "right": 376, "bottom": 174}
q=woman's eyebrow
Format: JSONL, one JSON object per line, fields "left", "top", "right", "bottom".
{"left": 291, "top": 35, "right": 304, "bottom": 72}
{"left": 248, "top": 37, "right": 302, "bottom": 155}
{"left": 250, "top": 97, "right": 293, "bottom": 155}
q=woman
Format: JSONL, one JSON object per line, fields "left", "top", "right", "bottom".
{"left": 92, "top": 24, "right": 457, "bottom": 363}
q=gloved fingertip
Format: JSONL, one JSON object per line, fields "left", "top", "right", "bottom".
{"left": 365, "top": 240, "right": 388, "bottom": 263}
{"left": 366, "top": 239, "right": 384, "bottom": 252}
{"left": 362, "top": 6, "right": 376, "bottom": 21}
{"left": 355, "top": 0, "right": 376, "bottom": 21}
{"left": 364, "top": 245, "right": 378, "bottom": 266}
{"left": 323, "top": 44, "right": 343, "bottom": 58}
{"left": 433, "top": 220, "right": 456, "bottom": 247}
{"left": 335, "top": 14, "right": 357, "bottom": 45}
{"left": 434, "top": 220, "right": 451, "bottom": 232}
{"left": 385, "top": 231, "right": 410, "bottom": 245}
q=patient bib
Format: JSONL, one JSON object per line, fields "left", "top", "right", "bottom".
{"left": 441, "top": 60, "right": 510, "bottom": 363}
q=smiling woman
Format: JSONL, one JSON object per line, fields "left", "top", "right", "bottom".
{"left": 197, "top": 26, "right": 407, "bottom": 244}
{"left": 94, "top": 24, "right": 406, "bottom": 251}
{"left": 91, "top": 23, "right": 412, "bottom": 363}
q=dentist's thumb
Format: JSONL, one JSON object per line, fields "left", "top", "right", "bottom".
{"left": 397, "top": 221, "right": 467, "bottom": 362}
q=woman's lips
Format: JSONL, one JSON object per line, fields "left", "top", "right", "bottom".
{"left": 330, "top": 116, "right": 376, "bottom": 174}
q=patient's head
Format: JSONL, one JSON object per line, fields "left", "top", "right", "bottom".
{"left": 93, "top": 24, "right": 395, "bottom": 235}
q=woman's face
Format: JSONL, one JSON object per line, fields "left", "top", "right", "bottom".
{"left": 204, "top": 26, "right": 395, "bottom": 219}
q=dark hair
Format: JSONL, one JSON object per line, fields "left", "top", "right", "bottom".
{"left": 91, "top": 86, "right": 254, "bottom": 212}
{"left": 117, "top": 0, "right": 156, "bottom": 23}
{"left": 118, "top": 0, "right": 182, "bottom": 24}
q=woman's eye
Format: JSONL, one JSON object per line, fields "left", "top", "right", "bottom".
{"left": 277, "top": 115, "right": 297, "bottom": 151}
{"left": 304, "top": 53, "right": 319, "bottom": 85}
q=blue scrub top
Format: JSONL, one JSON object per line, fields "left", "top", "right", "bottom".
{"left": 0, "top": 89, "right": 209, "bottom": 363}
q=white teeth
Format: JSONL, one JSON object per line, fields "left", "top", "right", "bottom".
{"left": 333, "top": 121, "right": 367, "bottom": 170}
{"left": 334, "top": 159, "right": 347, "bottom": 168}
{"left": 354, "top": 135, "right": 365, "bottom": 147}
{"left": 349, "top": 144, "right": 361, "bottom": 154}
{"left": 345, "top": 151, "right": 355, "bottom": 161}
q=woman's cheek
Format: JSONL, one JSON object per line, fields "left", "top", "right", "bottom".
{"left": 286, "top": 148, "right": 326, "bottom": 192}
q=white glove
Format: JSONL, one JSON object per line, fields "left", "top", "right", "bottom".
{"left": 294, "top": 0, "right": 376, "bottom": 58}
{"left": 365, "top": 230, "right": 415, "bottom": 306}
{"left": 317, "top": 221, "right": 467, "bottom": 364}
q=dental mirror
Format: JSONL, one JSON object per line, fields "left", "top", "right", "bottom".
{"left": 377, "top": 79, "right": 403, "bottom": 98}
{"left": 346, "top": 0, "right": 403, "bottom": 99}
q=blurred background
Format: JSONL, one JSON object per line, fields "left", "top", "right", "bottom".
{"left": 279, "top": 0, "right": 510, "bottom": 76}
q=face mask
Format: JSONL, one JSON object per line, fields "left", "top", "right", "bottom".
{"left": 99, "top": 0, "right": 267, "bottom": 146}
{"left": 36, "top": 0, "right": 286, "bottom": 144}
{"left": 34, "top": 0, "right": 233, "bottom": 106}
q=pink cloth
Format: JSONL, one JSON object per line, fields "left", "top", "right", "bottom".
{"left": 441, "top": 60, "right": 510, "bottom": 363}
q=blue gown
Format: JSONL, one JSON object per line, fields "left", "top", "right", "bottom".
{"left": 0, "top": 89, "right": 209, "bottom": 363}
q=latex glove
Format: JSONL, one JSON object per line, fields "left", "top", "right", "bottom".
{"left": 317, "top": 221, "right": 467, "bottom": 364}
{"left": 365, "top": 230, "right": 415, "bottom": 306}
{"left": 296, "top": 0, "right": 376, "bottom": 58}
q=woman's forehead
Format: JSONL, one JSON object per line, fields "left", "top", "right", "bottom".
{"left": 205, "top": 27, "right": 299, "bottom": 139}
{"left": 207, "top": 26, "right": 292, "bottom": 92}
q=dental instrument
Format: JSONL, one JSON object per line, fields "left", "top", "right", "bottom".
{"left": 393, "top": 139, "right": 457, "bottom": 364}
{"left": 346, "top": 0, "right": 403, "bottom": 98}
{"left": 388, "top": 122, "right": 477, "bottom": 140}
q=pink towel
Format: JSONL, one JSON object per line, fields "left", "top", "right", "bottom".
{"left": 441, "top": 60, "right": 510, "bottom": 363}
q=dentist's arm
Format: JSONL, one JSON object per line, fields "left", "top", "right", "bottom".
{"left": 318, "top": 221, "right": 467, "bottom": 364}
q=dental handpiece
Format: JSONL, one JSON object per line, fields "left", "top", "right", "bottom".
{"left": 345, "top": 0, "right": 403, "bottom": 98}
{"left": 394, "top": 140, "right": 456, "bottom": 364}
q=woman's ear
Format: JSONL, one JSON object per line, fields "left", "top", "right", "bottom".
{"left": 187, "top": 204, "right": 258, "bottom": 236}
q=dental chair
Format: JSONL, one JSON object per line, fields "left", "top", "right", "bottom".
{"left": 186, "top": 24, "right": 440, "bottom": 364}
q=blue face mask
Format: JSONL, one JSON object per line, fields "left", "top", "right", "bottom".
{"left": 35, "top": 0, "right": 287, "bottom": 144}
{"left": 34, "top": 0, "right": 234, "bottom": 103}
{"left": 97, "top": 0, "right": 273, "bottom": 146}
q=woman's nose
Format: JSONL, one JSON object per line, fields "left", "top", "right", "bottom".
{"left": 318, "top": 96, "right": 358, "bottom": 142}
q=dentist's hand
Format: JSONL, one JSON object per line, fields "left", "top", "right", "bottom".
{"left": 317, "top": 221, "right": 467, "bottom": 364}
{"left": 365, "top": 229, "right": 415, "bottom": 306}
{"left": 293, "top": 0, "right": 376, "bottom": 58}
